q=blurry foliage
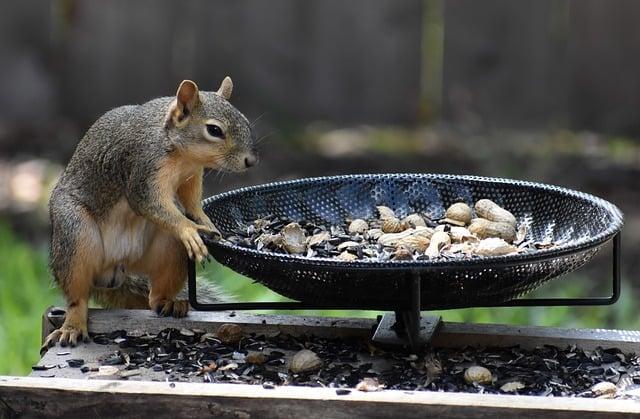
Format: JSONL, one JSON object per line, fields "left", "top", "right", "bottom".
{"left": 305, "top": 126, "right": 640, "bottom": 167}
{"left": 0, "top": 222, "right": 61, "bottom": 376}
{"left": 0, "top": 218, "right": 636, "bottom": 375}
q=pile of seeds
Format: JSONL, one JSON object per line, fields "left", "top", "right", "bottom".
{"left": 222, "top": 199, "right": 559, "bottom": 261}
{"left": 49, "top": 325, "right": 640, "bottom": 399}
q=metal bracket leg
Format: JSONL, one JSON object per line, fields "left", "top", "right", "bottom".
{"left": 398, "top": 270, "right": 422, "bottom": 350}
{"left": 377, "top": 270, "right": 439, "bottom": 352}
{"left": 491, "top": 232, "right": 621, "bottom": 307}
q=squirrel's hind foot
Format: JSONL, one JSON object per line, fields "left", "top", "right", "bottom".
{"left": 41, "top": 323, "right": 89, "bottom": 355}
{"left": 152, "top": 299, "right": 189, "bottom": 318}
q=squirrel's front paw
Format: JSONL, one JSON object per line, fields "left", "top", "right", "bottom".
{"left": 197, "top": 216, "right": 221, "bottom": 239}
{"left": 178, "top": 225, "right": 209, "bottom": 262}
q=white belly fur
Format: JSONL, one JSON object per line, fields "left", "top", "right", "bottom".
{"left": 99, "top": 197, "right": 156, "bottom": 266}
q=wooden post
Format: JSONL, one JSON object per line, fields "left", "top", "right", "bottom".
{"left": 40, "top": 306, "right": 65, "bottom": 345}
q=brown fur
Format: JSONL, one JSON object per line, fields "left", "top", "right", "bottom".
{"left": 43, "top": 78, "right": 255, "bottom": 352}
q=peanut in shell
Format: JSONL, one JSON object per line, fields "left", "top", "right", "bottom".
{"left": 474, "top": 199, "right": 516, "bottom": 226}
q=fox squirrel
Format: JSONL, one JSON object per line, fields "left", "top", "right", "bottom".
{"left": 42, "top": 77, "right": 256, "bottom": 351}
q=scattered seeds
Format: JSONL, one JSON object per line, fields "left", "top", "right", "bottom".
{"left": 281, "top": 223, "right": 307, "bottom": 254}
{"left": 70, "top": 329, "right": 635, "bottom": 399}
{"left": 393, "top": 245, "right": 414, "bottom": 261}
{"left": 402, "top": 213, "right": 427, "bottom": 228}
{"left": 376, "top": 206, "right": 396, "bottom": 220}
{"left": 66, "top": 359, "right": 85, "bottom": 368}
{"left": 219, "top": 362, "right": 239, "bottom": 371}
{"left": 179, "top": 328, "right": 195, "bottom": 337}
{"left": 308, "top": 231, "right": 330, "bottom": 247}
{"left": 32, "top": 364, "right": 56, "bottom": 371}
{"left": 119, "top": 369, "right": 141, "bottom": 378}
{"left": 92, "top": 366, "right": 119, "bottom": 377}
{"left": 500, "top": 381, "right": 525, "bottom": 393}
{"left": 198, "top": 362, "right": 218, "bottom": 374}
{"left": 348, "top": 219, "right": 369, "bottom": 234}
{"left": 337, "top": 251, "right": 358, "bottom": 261}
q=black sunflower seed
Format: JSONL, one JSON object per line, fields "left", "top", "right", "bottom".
{"left": 66, "top": 359, "right": 85, "bottom": 368}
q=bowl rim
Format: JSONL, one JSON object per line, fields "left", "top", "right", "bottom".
{"left": 202, "top": 173, "right": 623, "bottom": 270}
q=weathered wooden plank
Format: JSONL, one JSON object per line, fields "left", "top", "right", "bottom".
{"left": 433, "top": 322, "right": 640, "bottom": 353}
{"left": 32, "top": 317, "right": 640, "bottom": 381}
{"left": 2, "top": 376, "right": 639, "bottom": 418}
{"left": 29, "top": 310, "right": 640, "bottom": 416}
{"left": 43, "top": 308, "right": 375, "bottom": 341}
{"left": 5, "top": 377, "right": 640, "bottom": 418}
{"left": 44, "top": 308, "right": 640, "bottom": 353}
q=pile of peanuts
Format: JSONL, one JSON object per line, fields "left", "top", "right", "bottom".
{"left": 230, "top": 199, "right": 547, "bottom": 262}
{"left": 357, "top": 199, "right": 522, "bottom": 261}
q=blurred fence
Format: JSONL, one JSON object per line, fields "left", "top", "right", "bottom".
{"left": 443, "top": 0, "right": 640, "bottom": 136}
{"left": 1, "top": 0, "right": 640, "bottom": 139}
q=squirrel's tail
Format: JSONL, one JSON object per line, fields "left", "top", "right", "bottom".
{"left": 92, "top": 274, "right": 230, "bottom": 309}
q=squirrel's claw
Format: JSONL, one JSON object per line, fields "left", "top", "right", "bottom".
{"left": 197, "top": 222, "right": 221, "bottom": 239}
{"left": 180, "top": 225, "right": 209, "bottom": 262}
{"left": 40, "top": 330, "right": 60, "bottom": 355}
{"left": 41, "top": 325, "right": 89, "bottom": 354}
{"left": 152, "top": 299, "right": 189, "bottom": 318}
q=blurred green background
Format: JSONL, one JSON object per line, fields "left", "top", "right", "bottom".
{"left": 2, "top": 0, "right": 640, "bottom": 376}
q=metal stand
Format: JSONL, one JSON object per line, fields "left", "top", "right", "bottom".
{"left": 372, "top": 313, "right": 441, "bottom": 349}
{"left": 392, "top": 270, "right": 422, "bottom": 349}
{"left": 492, "top": 232, "right": 621, "bottom": 307}
{"left": 188, "top": 233, "right": 621, "bottom": 351}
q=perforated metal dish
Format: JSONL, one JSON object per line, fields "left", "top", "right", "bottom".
{"left": 202, "top": 174, "right": 623, "bottom": 309}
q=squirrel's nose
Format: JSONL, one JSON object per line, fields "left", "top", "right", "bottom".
{"left": 244, "top": 154, "right": 257, "bottom": 168}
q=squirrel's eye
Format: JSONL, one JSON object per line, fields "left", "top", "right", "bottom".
{"left": 205, "top": 124, "right": 225, "bottom": 140}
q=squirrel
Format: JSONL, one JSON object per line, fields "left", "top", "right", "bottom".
{"left": 42, "top": 77, "right": 256, "bottom": 351}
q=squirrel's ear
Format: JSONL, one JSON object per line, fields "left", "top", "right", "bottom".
{"left": 165, "top": 80, "right": 200, "bottom": 128}
{"left": 216, "top": 76, "right": 233, "bottom": 100}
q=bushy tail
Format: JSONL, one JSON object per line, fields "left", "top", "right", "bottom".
{"left": 92, "top": 274, "right": 230, "bottom": 309}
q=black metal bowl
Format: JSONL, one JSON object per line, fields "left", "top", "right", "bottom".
{"left": 202, "top": 174, "right": 623, "bottom": 309}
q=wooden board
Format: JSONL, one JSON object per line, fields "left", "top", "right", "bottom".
{"left": 23, "top": 308, "right": 640, "bottom": 417}
{"left": 433, "top": 322, "right": 640, "bottom": 353}
{"left": 42, "top": 308, "right": 375, "bottom": 341}
{"left": 3, "top": 376, "right": 640, "bottom": 419}
{"left": 42, "top": 308, "right": 640, "bottom": 353}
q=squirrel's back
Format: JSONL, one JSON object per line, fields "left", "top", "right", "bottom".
{"left": 54, "top": 98, "right": 174, "bottom": 218}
